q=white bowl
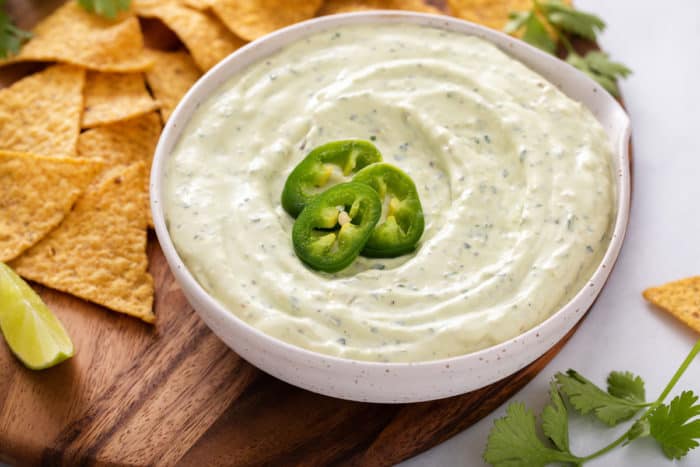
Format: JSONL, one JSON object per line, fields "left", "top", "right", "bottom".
{"left": 151, "top": 12, "right": 631, "bottom": 403}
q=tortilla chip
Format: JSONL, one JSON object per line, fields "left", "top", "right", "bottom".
{"left": 643, "top": 277, "right": 700, "bottom": 334}
{"left": 78, "top": 112, "right": 162, "bottom": 173}
{"left": 135, "top": 1, "right": 245, "bottom": 71}
{"left": 82, "top": 72, "right": 160, "bottom": 128}
{"left": 78, "top": 112, "right": 161, "bottom": 226}
{"left": 144, "top": 49, "right": 201, "bottom": 122}
{"left": 202, "top": 0, "right": 323, "bottom": 42}
{"left": 448, "top": 0, "right": 572, "bottom": 29}
{"left": 10, "top": 163, "right": 155, "bottom": 323}
{"left": 182, "top": 0, "right": 211, "bottom": 10}
{"left": 0, "top": 64, "right": 85, "bottom": 157}
{"left": 448, "top": 0, "right": 533, "bottom": 29}
{"left": 0, "top": 3, "right": 152, "bottom": 72}
{"left": 0, "top": 151, "right": 102, "bottom": 262}
{"left": 319, "top": 0, "right": 442, "bottom": 15}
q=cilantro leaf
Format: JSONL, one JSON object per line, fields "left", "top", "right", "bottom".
{"left": 541, "top": 382, "right": 571, "bottom": 453}
{"left": 483, "top": 402, "right": 578, "bottom": 467}
{"left": 0, "top": 0, "right": 31, "bottom": 59}
{"left": 556, "top": 370, "right": 643, "bottom": 426}
{"left": 607, "top": 371, "right": 646, "bottom": 404}
{"left": 648, "top": 391, "right": 700, "bottom": 459}
{"left": 504, "top": 11, "right": 531, "bottom": 35}
{"left": 77, "top": 0, "right": 132, "bottom": 20}
{"left": 540, "top": 1, "right": 606, "bottom": 41}
{"left": 566, "top": 52, "right": 630, "bottom": 97}
{"left": 521, "top": 13, "right": 556, "bottom": 54}
{"left": 503, "top": 7, "right": 556, "bottom": 55}
{"left": 584, "top": 51, "right": 632, "bottom": 79}
{"left": 566, "top": 53, "right": 615, "bottom": 93}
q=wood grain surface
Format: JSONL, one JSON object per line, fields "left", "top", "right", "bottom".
{"left": 0, "top": 1, "right": 624, "bottom": 466}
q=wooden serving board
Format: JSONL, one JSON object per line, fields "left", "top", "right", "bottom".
{"left": 0, "top": 1, "right": 627, "bottom": 466}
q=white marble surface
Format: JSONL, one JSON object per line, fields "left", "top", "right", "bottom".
{"left": 401, "top": 0, "right": 700, "bottom": 465}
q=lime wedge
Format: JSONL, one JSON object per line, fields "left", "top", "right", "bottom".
{"left": 0, "top": 263, "right": 74, "bottom": 370}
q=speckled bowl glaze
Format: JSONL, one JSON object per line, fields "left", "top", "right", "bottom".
{"left": 151, "top": 12, "right": 631, "bottom": 403}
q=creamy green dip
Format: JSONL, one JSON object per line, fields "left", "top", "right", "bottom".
{"left": 163, "top": 24, "right": 615, "bottom": 362}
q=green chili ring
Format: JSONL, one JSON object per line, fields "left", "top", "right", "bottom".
{"left": 292, "top": 182, "right": 382, "bottom": 273}
{"left": 352, "top": 163, "right": 425, "bottom": 258}
{"left": 281, "top": 140, "right": 382, "bottom": 218}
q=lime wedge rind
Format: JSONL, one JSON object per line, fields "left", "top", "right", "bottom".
{"left": 0, "top": 263, "right": 74, "bottom": 370}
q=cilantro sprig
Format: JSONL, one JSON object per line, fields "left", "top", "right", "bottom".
{"left": 504, "top": 0, "right": 631, "bottom": 96}
{"left": 0, "top": 0, "right": 132, "bottom": 59}
{"left": 484, "top": 339, "right": 700, "bottom": 466}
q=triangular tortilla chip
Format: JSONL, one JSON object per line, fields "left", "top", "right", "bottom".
{"left": 447, "top": 0, "right": 569, "bottom": 30}
{"left": 319, "top": 0, "right": 442, "bottom": 15}
{"left": 10, "top": 163, "right": 155, "bottom": 323}
{"left": 448, "top": 0, "right": 531, "bottom": 29}
{"left": 82, "top": 71, "right": 160, "bottom": 128}
{"left": 644, "top": 277, "right": 700, "bottom": 334}
{"left": 0, "top": 2, "right": 152, "bottom": 72}
{"left": 0, "top": 151, "right": 102, "bottom": 262}
{"left": 144, "top": 49, "right": 201, "bottom": 122}
{"left": 78, "top": 112, "right": 162, "bottom": 175}
{"left": 182, "top": 0, "right": 211, "bottom": 10}
{"left": 205, "top": 0, "right": 323, "bottom": 42}
{"left": 135, "top": 1, "right": 245, "bottom": 71}
{"left": 77, "top": 112, "right": 161, "bottom": 226}
{"left": 0, "top": 64, "right": 85, "bottom": 156}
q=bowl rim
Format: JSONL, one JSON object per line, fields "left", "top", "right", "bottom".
{"left": 150, "top": 11, "right": 631, "bottom": 389}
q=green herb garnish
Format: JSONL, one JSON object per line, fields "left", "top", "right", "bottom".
{"left": 0, "top": 0, "right": 132, "bottom": 59}
{"left": 484, "top": 339, "right": 700, "bottom": 466}
{"left": 565, "top": 51, "right": 632, "bottom": 96}
{"left": 504, "top": 0, "right": 631, "bottom": 96}
{"left": 0, "top": 0, "right": 31, "bottom": 59}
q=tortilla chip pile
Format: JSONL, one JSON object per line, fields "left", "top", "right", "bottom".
{"left": 0, "top": 63, "right": 157, "bottom": 323}
{"left": 0, "top": 2, "right": 165, "bottom": 323}
{"left": 644, "top": 277, "right": 700, "bottom": 334}
{"left": 0, "top": 0, "right": 540, "bottom": 325}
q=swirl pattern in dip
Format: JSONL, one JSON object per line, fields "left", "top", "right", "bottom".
{"left": 163, "top": 24, "right": 616, "bottom": 362}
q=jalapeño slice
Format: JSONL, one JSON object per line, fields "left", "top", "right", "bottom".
{"left": 292, "top": 182, "right": 381, "bottom": 273}
{"left": 281, "top": 140, "right": 382, "bottom": 218}
{"left": 353, "top": 163, "right": 425, "bottom": 258}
